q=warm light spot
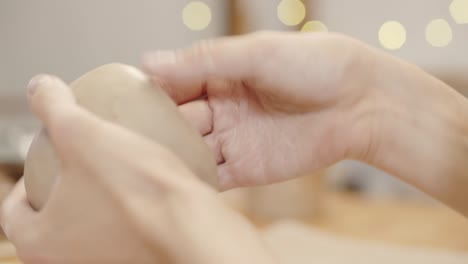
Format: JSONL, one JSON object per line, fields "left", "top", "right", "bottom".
{"left": 426, "top": 19, "right": 453, "bottom": 47}
{"left": 277, "top": 0, "right": 306, "bottom": 26}
{"left": 378, "top": 21, "right": 407, "bottom": 50}
{"left": 301, "top": 20, "right": 328, "bottom": 32}
{"left": 182, "top": 1, "right": 212, "bottom": 31}
{"left": 450, "top": 0, "right": 468, "bottom": 24}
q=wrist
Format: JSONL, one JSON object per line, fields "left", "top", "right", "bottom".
{"left": 129, "top": 177, "right": 274, "bottom": 264}
{"left": 162, "top": 190, "right": 274, "bottom": 264}
{"left": 357, "top": 50, "right": 468, "bottom": 215}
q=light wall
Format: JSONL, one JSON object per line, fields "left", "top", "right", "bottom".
{"left": 305, "top": 0, "right": 468, "bottom": 93}
{"left": 0, "top": 0, "right": 228, "bottom": 113}
{"left": 2, "top": 0, "right": 467, "bottom": 105}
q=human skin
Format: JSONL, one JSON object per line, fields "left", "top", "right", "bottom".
{"left": 1, "top": 31, "right": 468, "bottom": 263}
{"left": 143, "top": 31, "right": 468, "bottom": 216}
{"left": 0, "top": 76, "right": 276, "bottom": 264}
{"left": 23, "top": 63, "right": 218, "bottom": 210}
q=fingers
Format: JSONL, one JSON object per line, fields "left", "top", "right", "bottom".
{"left": 27, "top": 75, "right": 102, "bottom": 163}
{"left": 204, "top": 133, "right": 224, "bottom": 164}
{"left": 217, "top": 165, "right": 238, "bottom": 191}
{"left": 142, "top": 34, "right": 263, "bottom": 104}
{"left": 27, "top": 75, "right": 77, "bottom": 129}
{"left": 0, "top": 179, "right": 37, "bottom": 243}
{"left": 179, "top": 100, "right": 213, "bottom": 136}
{"left": 217, "top": 164, "right": 261, "bottom": 191}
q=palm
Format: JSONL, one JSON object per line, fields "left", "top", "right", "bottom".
{"left": 206, "top": 80, "right": 348, "bottom": 189}
{"left": 145, "top": 32, "right": 374, "bottom": 190}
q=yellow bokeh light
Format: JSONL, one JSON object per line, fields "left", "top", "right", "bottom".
{"left": 450, "top": 0, "right": 468, "bottom": 24}
{"left": 277, "top": 0, "right": 306, "bottom": 26}
{"left": 426, "top": 19, "right": 453, "bottom": 47}
{"left": 301, "top": 20, "right": 328, "bottom": 32}
{"left": 378, "top": 21, "right": 407, "bottom": 50}
{"left": 182, "top": 1, "right": 212, "bottom": 31}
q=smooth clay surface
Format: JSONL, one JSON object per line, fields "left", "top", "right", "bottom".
{"left": 23, "top": 63, "right": 217, "bottom": 210}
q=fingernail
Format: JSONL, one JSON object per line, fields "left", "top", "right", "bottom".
{"left": 143, "top": 50, "right": 177, "bottom": 72}
{"left": 28, "top": 74, "right": 50, "bottom": 95}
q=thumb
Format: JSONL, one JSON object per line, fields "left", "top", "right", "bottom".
{"left": 27, "top": 75, "right": 100, "bottom": 160}
{"left": 142, "top": 33, "right": 265, "bottom": 104}
{"left": 28, "top": 74, "right": 77, "bottom": 128}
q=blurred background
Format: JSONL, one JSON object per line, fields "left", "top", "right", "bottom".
{"left": 1, "top": 0, "right": 468, "bottom": 262}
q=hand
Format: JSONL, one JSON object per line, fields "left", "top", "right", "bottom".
{"left": 143, "top": 31, "right": 380, "bottom": 190}
{"left": 0, "top": 75, "right": 274, "bottom": 264}
{"left": 144, "top": 31, "right": 468, "bottom": 217}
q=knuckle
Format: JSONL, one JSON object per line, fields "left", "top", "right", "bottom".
{"left": 47, "top": 108, "right": 81, "bottom": 136}
{"left": 0, "top": 195, "right": 16, "bottom": 234}
{"left": 13, "top": 226, "right": 51, "bottom": 264}
{"left": 246, "top": 31, "right": 282, "bottom": 59}
{"left": 46, "top": 109, "right": 96, "bottom": 149}
{"left": 188, "top": 39, "right": 216, "bottom": 58}
{"left": 184, "top": 39, "right": 218, "bottom": 71}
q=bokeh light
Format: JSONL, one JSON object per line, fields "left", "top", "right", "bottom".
{"left": 277, "top": 0, "right": 306, "bottom": 26}
{"left": 182, "top": 1, "right": 212, "bottom": 31}
{"left": 301, "top": 20, "right": 328, "bottom": 32}
{"left": 450, "top": 0, "right": 468, "bottom": 24}
{"left": 378, "top": 21, "right": 407, "bottom": 50}
{"left": 425, "top": 19, "right": 453, "bottom": 47}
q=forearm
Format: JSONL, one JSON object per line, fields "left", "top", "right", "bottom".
{"left": 130, "top": 183, "right": 276, "bottom": 264}
{"left": 368, "top": 52, "right": 468, "bottom": 216}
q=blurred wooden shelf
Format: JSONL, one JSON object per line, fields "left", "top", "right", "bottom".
{"left": 251, "top": 191, "right": 468, "bottom": 252}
